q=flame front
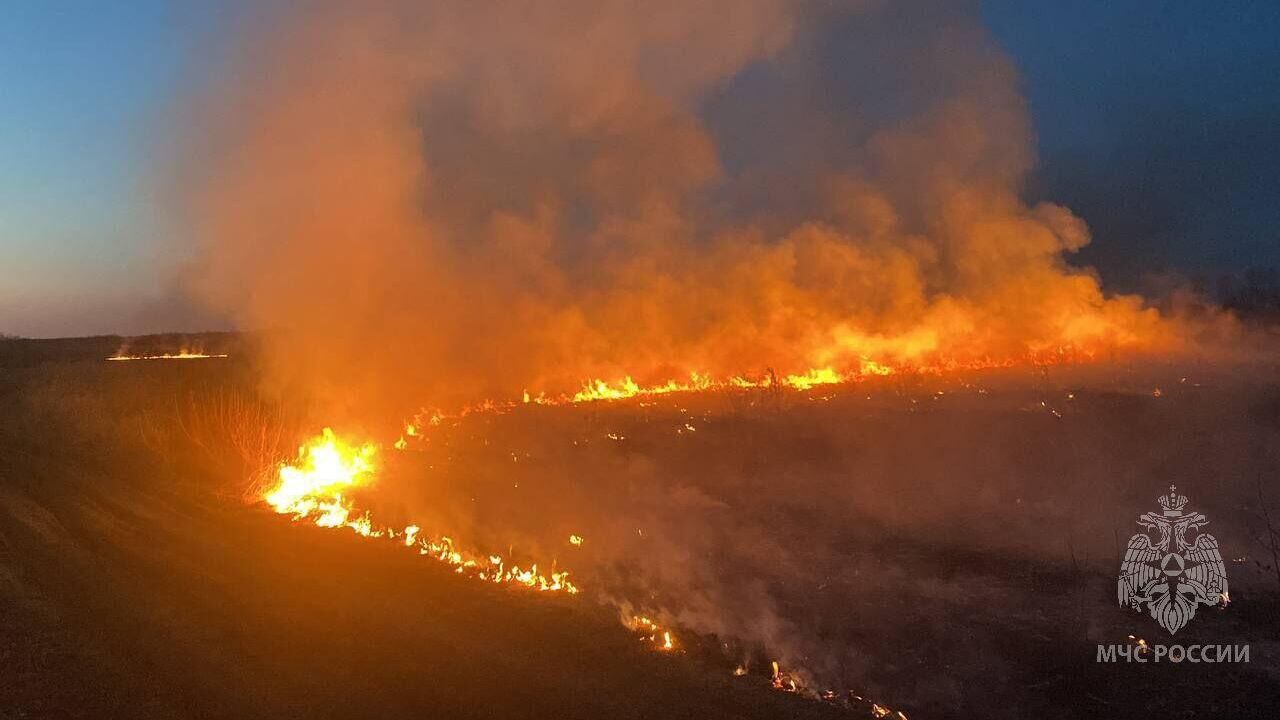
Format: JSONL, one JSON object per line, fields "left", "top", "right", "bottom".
{"left": 106, "top": 350, "right": 229, "bottom": 361}
{"left": 263, "top": 428, "right": 577, "bottom": 594}
{"left": 265, "top": 419, "right": 924, "bottom": 713}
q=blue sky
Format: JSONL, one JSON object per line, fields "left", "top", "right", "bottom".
{"left": 984, "top": 0, "right": 1280, "bottom": 289}
{"left": 1, "top": 1, "right": 1278, "bottom": 337}
{"left": 0, "top": 1, "right": 238, "bottom": 337}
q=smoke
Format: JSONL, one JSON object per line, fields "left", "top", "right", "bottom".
{"left": 178, "top": 0, "right": 1191, "bottom": 424}
{"left": 171, "top": 3, "right": 1277, "bottom": 704}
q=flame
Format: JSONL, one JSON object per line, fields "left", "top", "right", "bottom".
{"left": 386, "top": 349, "right": 1118, "bottom": 444}
{"left": 257, "top": 354, "right": 1115, "bottom": 714}
{"left": 263, "top": 428, "right": 577, "bottom": 594}
{"left": 859, "top": 357, "right": 894, "bottom": 376}
{"left": 264, "top": 428, "right": 376, "bottom": 524}
{"left": 630, "top": 616, "right": 676, "bottom": 651}
{"left": 784, "top": 367, "right": 843, "bottom": 391}
{"left": 265, "top": 426, "right": 917, "bottom": 714}
{"left": 769, "top": 660, "right": 798, "bottom": 692}
{"left": 106, "top": 350, "right": 229, "bottom": 361}
{"left": 573, "top": 377, "right": 644, "bottom": 402}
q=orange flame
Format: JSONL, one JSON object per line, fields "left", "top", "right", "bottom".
{"left": 263, "top": 428, "right": 577, "bottom": 594}
{"left": 106, "top": 350, "right": 229, "bottom": 361}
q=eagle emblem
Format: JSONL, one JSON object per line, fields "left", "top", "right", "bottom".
{"left": 1118, "top": 485, "right": 1228, "bottom": 634}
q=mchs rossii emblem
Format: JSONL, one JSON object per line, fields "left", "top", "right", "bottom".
{"left": 1118, "top": 486, "right": 1229, "bottom": 635}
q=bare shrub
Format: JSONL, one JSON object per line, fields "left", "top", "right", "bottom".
{"left": 139, "top": 385, "right": 309, "bottom": 500}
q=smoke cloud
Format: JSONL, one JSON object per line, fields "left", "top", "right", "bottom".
{"left": 170, "top": 4, "right": 1279, "bottom": 706}
{"left": 182, "top": 0, "right": 1176, "bottom": 422}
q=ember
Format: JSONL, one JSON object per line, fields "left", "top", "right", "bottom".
{"left": 629, "top": 616, "right": 677, "bottom": 652}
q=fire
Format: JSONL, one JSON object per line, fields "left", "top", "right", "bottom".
{"left": 860, "top": 358, "right": 894, "bottom": 376}
{"left": 263, "top": 428, "right": 577, "bottom": 594}
{"left": 573, "top": 376, "right": 645, "bottom": 402}
{"left": 783, "top": 367, "right": 842, "bottom": 391}
{"left": 261, "top": 355, "right": 1115, "bottom": 712}
{"left": 106, "top": 350, "right": 229, "bottom": 361}
{"left": 264, "top": 428, "right": 376, "bottom": 524}
{"left": 630, "top": 616, "right": 677, "bottom": 651}
{"left": 571, "top": 366, "right": 862, "bottom": 402}
{"left": 264, "top": 425, "right": 921, "bottom": 714}
{"left": 770, "top": 660, "right": 798, "bottom": 692}
{"left": 387, "top": 349, "right": 1124, "bottom": 445}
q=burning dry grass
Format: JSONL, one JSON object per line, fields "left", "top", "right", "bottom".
{"left": 242, "top": 355, "right": 1280, "bottom": 716}
{"left": 4, "top": 339, "right": 1280, "bottom": 718}
{"left": 107, "top": 351, "right": 230, "bottom": 361}
{"left": 262, "top": 428, "right": 578, "bottom": 593}
{"left": 0, "top": 353, "right": 848, "bottom": 719}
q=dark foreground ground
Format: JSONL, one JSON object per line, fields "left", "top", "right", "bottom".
{"left": 1, "top": 347, "right": 836, "bottom": 719}
{"left": 2, "top": 335, "right": 1279, "bottom": 719}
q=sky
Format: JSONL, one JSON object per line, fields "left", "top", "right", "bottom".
{"left": 0, "top": 1, "right": 239, "bottom": 337}
{"left": 983, "top": 0, "right": 1280, "bottom": 291}
{"left": 1, "top": 1, "right": 1277, "bottom": 338}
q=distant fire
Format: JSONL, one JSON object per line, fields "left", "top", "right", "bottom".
{"left": 546, "top": 346, "right": 1100, "bottom": 406}
{"left": 379, "top": 346, "right": 1111, "bottom": 452}
{"left": 106, "top": 350, "right": 229, "bottom": 361}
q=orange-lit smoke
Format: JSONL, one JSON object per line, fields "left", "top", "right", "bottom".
{"left": 181, "top": 0, "right": 1183, "bottom": 421}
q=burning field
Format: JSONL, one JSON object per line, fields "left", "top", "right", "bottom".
{"left": 4, "top": 344, "right": 1279, "bottom": 719}
{"left": 4, "top": 0, "right": 1280, "bottom": 718}
{"left": 251, "top": 360, "right": 1280, "bottom": 716}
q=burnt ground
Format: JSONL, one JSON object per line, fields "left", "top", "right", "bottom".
{"left": 2, "top": 339, "right": 1279, "bottom": 719}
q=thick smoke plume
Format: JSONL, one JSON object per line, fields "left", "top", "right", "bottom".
{"left": 173, "top": 3, "right": 1276, "bottom": 705}
{"left": 184, "top": 0, "right": 1175, "bottom": 422}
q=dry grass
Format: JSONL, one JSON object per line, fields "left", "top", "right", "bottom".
{"left": 0, "top": 346, "right": 845, "bottom": 720}
{"left": 139, "top": 385, "right": 309, "bottom": 501}
{"left": 3, "top": 338, "right": 1280, "bottom": 719}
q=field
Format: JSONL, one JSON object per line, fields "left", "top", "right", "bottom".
{"left": 2, "top": 335, "right": 1279, "bottom": 719}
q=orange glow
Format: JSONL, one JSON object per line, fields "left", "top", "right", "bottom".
{"left": 630, "top": 616, "right": 677, "bottom": 651}
{"left": 386, "top": 348, "right": 1116, "bottom": 441}
{"left": 263, "top": 428, "right": 577, "bottom": 594}
{"left": 106, "top": 350, "right": 229, "bottom": 361}
{"left": 783, "top": 367, "right": 843, "bottom": 391}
